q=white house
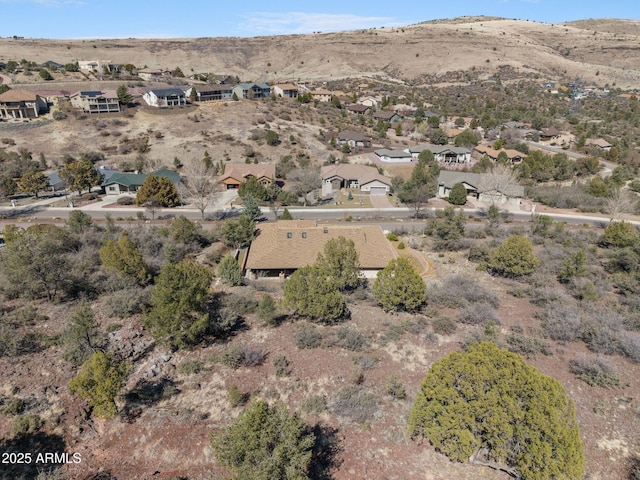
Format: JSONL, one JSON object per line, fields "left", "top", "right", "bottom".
{"left": 374, "top": 148, "right": 413, "bottom": 163}
{"left": 143, "top": 88, "right": 187, "bottom": 108}
{"left": 321, "top": 164, "right": 391, "bottom": 197}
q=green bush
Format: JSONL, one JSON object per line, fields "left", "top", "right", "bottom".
{"left": 386, "top": 233, "right": 398, "bottom": 241}
{"left": 68, "top": 351, "right": 131, "bottom": 419}
{"left": 397, "top": 241, "right": 405, "bottom": 249}
{"left": 217, "top": 255, "right": 243, "bottom": 286}
{"left": 300, "top": 394, "right": 327, "bottom": 414}
{"left": 431, "top": 316, "right": 457, "bottom": 335}
{"left": 335, "top": 326, "right": 367, "bottom": 351}
{"left": 227, "top": 384, "right": 249, "bottom": 407}
{"left": 385, "top": 374, "right": 406, "bottom": 400}
{"left": 178, "top": 360, "right": 205, "bottom": 375}
{"left": 488, "top": 235, "right": 539, "bottom": 277}
{"left": 211, "top": 400, "right": 314, "bottom": 479}
{"left": 11, "top": 414, "right": 43, "bottom": 437}
{"left": 373, "top": 257, "right": 426, "bottom": 312}
{"left": 273, "top": 354, "right": 291, "bottom": 377}
{"left": 448, "top": 183, "right": 468, "bottom": 205}
{"left": 408, "top": 342, "right": 585, "bottom": 480}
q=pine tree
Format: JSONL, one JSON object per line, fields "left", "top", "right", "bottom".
{"left": 99, "top": 231, "right": 150, "bottom": 284}
{"left": 373, "top": 257, "right": 426, "bottom": 312}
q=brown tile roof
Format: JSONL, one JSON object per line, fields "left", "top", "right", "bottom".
{"left": 0, "top": 89, "right": 40, "bottom": 102}
{"left": 347, "top": 104, "right": 370, "bottom": 113}
{"left": 321, "top": 164, "right": 391, "bottom": 187}
{"left": 586, "top": 138, "right": 612, "bottom": 148}
{"left": 474, "top": 145, "right": 522, "bottom": 160}
{"left": 222, "top": 163, "right": 276, "bottom": 182}
{"left": 274, "top": 83, "right": 298, "bottom": 90}
{"left": 337, "top": 130, "right": 370, "bottom": 143}
{"left": 311, "top": 89, "right": 332, "bottom": 96}
{"left": 245, "top": 221, "right": 396, "bottom": 271}
{"left": 373, "top": 110, "right": 399, "bottom": 120}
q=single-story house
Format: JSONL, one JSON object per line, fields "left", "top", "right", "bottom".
{"left": 585, "top": 138, "right": 612, "bottom": 151}
{"left": 243, "top": 221, "right": 397, "bottom": 279}
{"left": 143, "top": 88, "right": 187, "bottom": 108}
{"left": 221, "top": 163, "right": 276, "bottom": 190}
{"left": 321, "top": 164, "right": 392, "bottom": 197}
{"left": 137, "top": 69, "right": 166, "bottom": 81}
{"left": 47, "top": 171, "right": 66, "bottom": 191}
{"left": 309, "top": 89, "right": 332, "bottom": 103}
{"left": 473, "top": 145, "right": 525, "bottom": 164}
{"left": 102, "top": 168, "right": 181, "bottom": 195}
{"left": 358, "top": 95, "right": 381, "bottom": 108}
{"left": 407, "top": 144, "right": 472, "bottom": 164}
{"left": 70, "top": 90, "right": 120, "bottom": 114}
{"left": 42, "top": 61, "right": 64, "bottom": 69}
{"left": 232, "top": 83, "right": 271, "bottom": 100}
{"left": 437, "top": 170, "right": 524, "bottom": 206}
{"left": 346, "top": 104, "right": 371, "bottom": 115}
{"left": 0, "top": 89, "right": 48, "bottom": 119}
{"left": 373, "top": 110, "right": 401, "bottom": 123}
{"left": 184, "top": 84, "right": 234, "bottom": 102}
{"left": 539, "top": 127, "right": 561, "bottom": 140}
{"left": 272, "top": 83, "right": 299, "bottom": 98}
{"left": 337, "top": 130, "right": 371, "bottom": 148}
{"left": 375, "top": 148, "right": 413, "bottom": 163}
{"left": 77, "top": 60, "right": 115, "bottom": 73}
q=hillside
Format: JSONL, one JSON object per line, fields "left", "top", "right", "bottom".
{"left": 1, "top": 17, "right": 640, "bottom": 89}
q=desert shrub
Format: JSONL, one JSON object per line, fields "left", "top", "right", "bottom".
{"left": 408, "top": 342, "right": 585, "bottom": 480}
{"left": 211, "top": 400, "right": 314, "bottom": 479}
{"left": 385, "top": 374, "right": 406, "bottom": 400}
{"left": 300, "top": 394, "right": 327, "bottom": 414}
{"left": 218, "top": 345, "right": 266, "bottom": 369}
{"left": 431, "top": 316, "right": 457, "bottom": 335}
{"left": 505, "top": 333, "right": 551, "bottom": 358}
{"left": 1, "top": 397, "right": 25, "bottom": 416}
{"left": 441, "top": 276, "right": 499, "bottom": 308}
{"left": 539, "top": 303, "right": 582, "bottom": 342}
{"left": 330, "top": 385, "right": 378, "bottom": 424}
{"left": 11, "top": 414, "right": 43, "bottom": 437}
{"left": 569, "top": 358, "right": 620, "bottom": 387}
{"left": 456, "top": 302, "right": 499, "bottom": 326}
{"left": 227, "top": 384, "right": 249, "bottom": 407}
{"left": 335, "top": 326, "right": 366, "bottom": 351}
{"left": 620, "top": 333, "right": 640, "bottom": 363}
{"left": 386, "top": 233, "right": 398, "bottom": 241}
{"left": 104, "top": 285, "right": 150, "bottom": 318}
{"left": 579, "top": 310, "right": 623, "bottom": 355}
{"left": 606, "top": 248, "right": 640, "bottom": 274}
{"left": 600, "top": 221, "right": 638, "bottom": 248}
{"left": 352, "top": 355, "right": 379, "bottom": 370}
{"left": 62, "top": 302, "right": 105, "bottom": 367}
{"left": 178, "top": 360, "right": 204, "bottom": 375}
{"left": 295, "top": 323, "right": 322, "bottom": 349}
{"left": 273, "top": 354, "right": 291, "bottom": 377}
{"left": 397, "top": 241, "right": 405, "bottom": 249}
{"left": 116, "top": 196, "right": 135, "bottom": 205}
{"left": 52, "top": 110, "right": 67, "bottom": 121}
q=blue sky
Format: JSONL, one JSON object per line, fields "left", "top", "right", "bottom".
{"left": 1, "top": 0, "right": 638, "bottom": 39}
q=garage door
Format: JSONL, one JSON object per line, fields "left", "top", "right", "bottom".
{"left": 369, "top": 187, "right": 387, "bottom": 195}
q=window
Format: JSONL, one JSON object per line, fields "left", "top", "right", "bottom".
{"left": 323, "top": 227, "right": 328, "bottom": 234}
{"left": 301, "top": 232, "right": 307, "bottom": 239}
{"left": 287, "top": 232, "right": 292, "bottom": 239}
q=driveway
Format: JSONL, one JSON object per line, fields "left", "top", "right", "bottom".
{"left": 370, "top": 194, "right": 393, "bottom": 208}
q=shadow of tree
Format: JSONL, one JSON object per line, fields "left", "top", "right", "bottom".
{"left": 309, "top": 424, "right": 343, "bottom": 480}
{"left": 120, "top": 377, "right": 180, "bottom": 422}
{"left": 0, "top": 432, "right": 66, "bottom": 480}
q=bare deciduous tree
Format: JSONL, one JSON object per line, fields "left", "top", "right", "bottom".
{"left": 607, "top": 186, "right": 635, "bottom": 222}
{"left": 477, "top": 164, "right": 522, "bottom": 200}
{"left": 178, "top": 160, "right": 219, "bottom": 219}
{"left": 287, "top": 167, "right": 320, "bottom": 207}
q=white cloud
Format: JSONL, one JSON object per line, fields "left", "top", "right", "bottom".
{"left": 238, "top": 11, "right": 402, "bottom": 35}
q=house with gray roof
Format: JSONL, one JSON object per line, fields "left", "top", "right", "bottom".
{"left": 437, "top": 170, "right": 524, "bottom": 206}
{"left": 102, "top": 168, "right": 181, "bottom": 195}
{"left": 232, "top": 83, "right": 271, "bottom": 99}
{"left": 321, "top": 164, "right": 391, "bottom": 197}
{"left": 184, "top": 84, "right": 234, "bottom": 102}
{"left": 142, "top": 88, "right": 187, "bottom": 108}
{"left": 374, "top": 148, "right": 412, "bottom": 163}
{"left": 336, "top": 130, "right": 371, "bottom": 148}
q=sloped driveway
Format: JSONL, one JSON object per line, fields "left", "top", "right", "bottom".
{"left": 370, "top": 194, "right": 393, "bottom": 208}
